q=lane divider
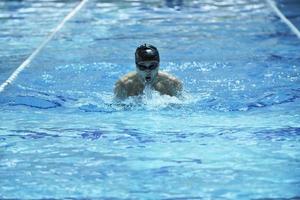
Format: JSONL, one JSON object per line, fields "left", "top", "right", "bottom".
{"left": 0, "top": 0, "right": 88, "bottom": 93}
{"left": 266, "top": 0, "right": 300, "bottom": 39}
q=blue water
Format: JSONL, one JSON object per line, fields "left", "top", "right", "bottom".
{"left": 1, "top": 0, "right": 300, "bottom": 199}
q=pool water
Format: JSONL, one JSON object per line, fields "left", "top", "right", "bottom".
{"left": 1, "top": 0, "right": 300, "bottom": 199}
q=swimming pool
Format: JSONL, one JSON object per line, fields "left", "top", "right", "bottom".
{"left": 1, "top": 0, "right": 300, "bottom": 199}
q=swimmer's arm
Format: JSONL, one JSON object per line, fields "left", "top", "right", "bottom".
{"left": 114, "top": 80, "right": 127, "bottom": 100}
{"left": 159, "top": 72, "right": 183, "bottom": 97}
{"left": 173, "top": 79, "right": 183, "bottom": 96}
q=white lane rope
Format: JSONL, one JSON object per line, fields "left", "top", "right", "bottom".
{"left": 266, "top": 0, "right": 300, "bottom": 39}
{"left": 0, "top": 0, "right": 89, "bottom": 93}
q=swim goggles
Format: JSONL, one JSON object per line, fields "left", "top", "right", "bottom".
{"left": 136, "top": 61, "right": 159, "bottom": 71}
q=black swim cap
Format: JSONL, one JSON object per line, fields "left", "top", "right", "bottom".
{"left": 135, "top": 44, "right": 160, "bottom": 64}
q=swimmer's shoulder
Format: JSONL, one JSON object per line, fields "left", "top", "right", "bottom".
{"left": 118, "top": 72, "right": 138, "bottom": 83}
{"left": 158, "top": 71, "right": 182, "bottom": 87}
{"left": 157, "top": 71, "right": 183, "bottom": 96}
{"left": 115, "top": 72, "right": 139, "bottom": 88}
{"left": 114, "top": 72, "right": 141, "bottom": 99}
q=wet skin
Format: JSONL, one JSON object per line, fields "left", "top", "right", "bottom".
{"left": 114, "top": 60, "right": 182, "bottom": 100}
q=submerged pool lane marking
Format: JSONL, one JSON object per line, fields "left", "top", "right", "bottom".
{"left": 266, "top": 0, "right": 300, "bottom": 39}
{"left": 0, "top": 0, "right": 89, "bottom": 93}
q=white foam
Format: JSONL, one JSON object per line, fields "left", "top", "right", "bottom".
{"left": 0, "top": 0, "right": 89, "bottom": 93}
{"left": 138, "top": 88, "right": 209, "bottom": 110}
{"left": 266, "top": 0, "right": 300, "bottom": 39}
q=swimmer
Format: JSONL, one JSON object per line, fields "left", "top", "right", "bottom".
{"left": 114, "top": 44, "right": 182, "bottom": 100}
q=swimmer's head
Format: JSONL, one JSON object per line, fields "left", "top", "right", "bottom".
{"left": 135, "top": 44, "right": 160, "bottom": 84}
{"left": 135, "top": 44, "right": 160, "bottom": 64}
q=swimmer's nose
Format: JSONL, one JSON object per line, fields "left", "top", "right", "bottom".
{"left": 145, "top": 70, "right": 151, "bottom": 75}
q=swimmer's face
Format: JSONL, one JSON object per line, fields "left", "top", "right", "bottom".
{"left": 136, "top": 60, "right": 159, "bottom": 84}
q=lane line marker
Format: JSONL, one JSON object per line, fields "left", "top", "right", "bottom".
{"left": 266, "top": 0, "right": 300, "bottom": 39}
{"left": 0, "top": 0, "right": 88, "bottom": 93}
